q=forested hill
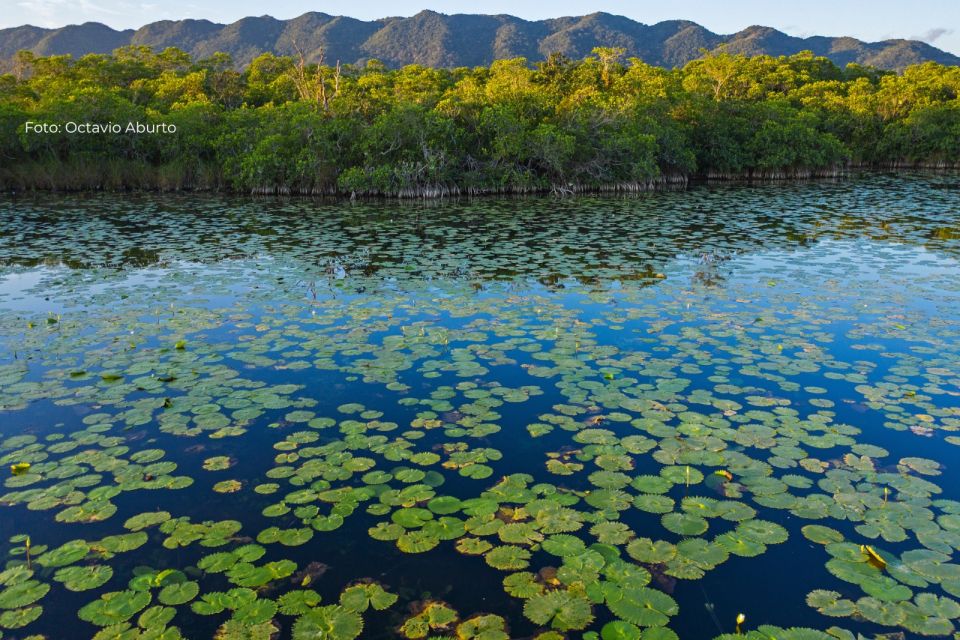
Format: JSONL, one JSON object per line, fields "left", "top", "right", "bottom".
{"left": 1, "top": 11, "right": 959, "bottom": 71}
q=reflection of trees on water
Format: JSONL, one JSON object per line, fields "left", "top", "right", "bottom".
{"left": 692, "top": 250, "right": 738, "bottom": 288}
{"left": 0, "top": 178, "right": 957, "bottom": 290}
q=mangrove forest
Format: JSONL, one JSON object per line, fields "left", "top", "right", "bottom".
{"left": 0, "top": 47, "right": 958, "bottom": 195}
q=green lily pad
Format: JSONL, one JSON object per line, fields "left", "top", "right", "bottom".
{"left": 603, "top": 584, "right": 678, "bottom": 627}
{"left": 856, "top": 596, "right": 907, "bottom": 626}
{"left": 233, "top": 598, "right": 278, "bottom": 625}
{"left": 339, "top": 583, "right": 397, "bottom": 612}
{"left": 601, "top": 620, "right": 642, "bottom": 640}
{"left": 158, "top": 581, "right": 199, "bottom": 606}
{"left": 278, "top": 590, "right": 322, "bottom": 615}
{"left": 485, "top": 546, "right": 532, "bottom": 570}
{"left": 801, "top": 525, "right": 844, "bottom": 545}
{"left": 54, "top": 565, "right": 114, "bottom": 592}
{"left": 0, "top": 605, "right": 43, "bottom": 629}
{"left": 661, "top": 513, "right": 709, "bottom": 536}
{"left": 457, "top": 614, "right": 509, "bottom": 640}
{"left": 397, "top": 531, "right": 440, "bottom": 553}
{"left": 0, "top": 580, "right": 49, "bottom": 609}
{"left": 523, "top": 590, "right": 594, "bottom": 631}
{"left": 293, "top": 605, "right": 363, "bottom": 640}
{"left": 78, "top": 590, "right": 152, "bottom": 626}
{"left": 626, "top": 538, "right": 677, "bottom": 564}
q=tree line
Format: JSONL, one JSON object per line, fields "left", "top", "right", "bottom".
{"left": 0, "top": 46, "right": 958, "bottom": 195}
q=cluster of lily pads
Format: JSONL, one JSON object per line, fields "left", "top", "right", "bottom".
{"left": 1, "top": 176, "right": 959, "bottom": 638}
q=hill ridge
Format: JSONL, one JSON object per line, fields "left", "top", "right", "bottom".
{"left": 2, "top": 11, "right": 958, "bottom": 70}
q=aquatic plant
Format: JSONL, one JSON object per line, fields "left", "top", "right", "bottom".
{"left": 1, "top": 178, "right": 959, "bottom": 638}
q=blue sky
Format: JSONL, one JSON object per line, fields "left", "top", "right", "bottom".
{"left": 5, "top": 1, "right": 959, "bottom": 55}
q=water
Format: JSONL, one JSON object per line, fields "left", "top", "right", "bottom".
{"left": 0, "top": 174, "right": 959, "bottom": 640}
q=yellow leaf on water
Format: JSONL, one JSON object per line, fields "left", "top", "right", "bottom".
{"left": 861, "top": 545, "right": 887, "bottom": 570}
{"left": 154, "top": 569, "right": 175, "bottom": 585}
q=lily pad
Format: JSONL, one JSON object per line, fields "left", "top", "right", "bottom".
{"left": 523, "top": 590, "right": 594, "bottom": 630}
{"left": 293, "top": 605, "right": 363, "bottom": 640}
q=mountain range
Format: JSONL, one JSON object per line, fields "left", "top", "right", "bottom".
{"left": 2, "top": 11, "right": 958, "bottom": 71}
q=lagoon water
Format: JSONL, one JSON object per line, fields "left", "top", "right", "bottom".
{"left": 0, "top": 174, "right": 959, "bottom": 640}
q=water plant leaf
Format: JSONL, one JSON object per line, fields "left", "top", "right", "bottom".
{"left": 158, "top": 581, "right": 199, "bottom": 606}
{"left": 736, "top": 520, "right": 789, "bottom": 545}
{"left": 806, "top": 590, "right": 857, "bottom": 617}
{"left": 503, "top": 572, "right": 543, "bottom": 599}
{"left": 78, "top": 590, "right": 152, "bottom": 626}
{"left": 397, "top": 531, "right": 439, "bottom": 553}
{"left": 485, "top": 546, "right": 531, "bottom": 570}
{"left": 232, "top": 598, "right": 278, "bottom": 625}
{"left": 801, "top": 525, "right": 843, "bottom": 545}
{"left": 124, "top": 512, "right": 172, "bottom": 531}
{"left": 339, "top": 583, "right": 397, "bottom": 612}
{"left": 626, "top": 539, "right": 677, "bottom": 564}
{"left": 542, "top": 534, "right": 587, "bottom": 557}
{"left": 590, "top": 522, "right": 633, "bottom": 545}
{"left": 292, "top": 605, "right": 363, "bottom": 640}
{"left": 456, "top": 537, "right": 493, "bottom": 555}
{"left": 0, "top": 579, "right": 49, "bottom": 609}
{"left": 213, "top": 619, "right": 279, "bottom": 639}
{"left": 601, "top": 620, "right": 642, "bottom": 640}
{"left": 0, "top": 605, "right": 43, "bottom": 629}
{"left": 54, "top": 565, "right": 114, "bottom": 591}
{"left": 855, "top": 597, "right": 907, "bottom": 626}
{"left": 400, "top": 602, "right": 458, "bottom": 638}
{"left": 203, "top": 456, "right": 235, "bottom": 471}
{"left": 138, "top": 605, "right": 176, "bottom": 629}
{"left": 523, "top": 590, "right": 594, "bottom": 630}
{"left": 602, "top": 584, "right": 678, "bottom": 627}
{"left": 661, "top": 513, "right": 709, "bottom": 536}
{"left": 457, "top": 614, "right": 509, "bottom": 640}
{"left": 278, "top": 590, "right": 322, "bottom": 615}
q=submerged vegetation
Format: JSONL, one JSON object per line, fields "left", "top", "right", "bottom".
{"left": 0, "top": 47, "right": 958, "bottom": 195}
{"left": 0, "top": 177, "right": 959, "bottom": 638}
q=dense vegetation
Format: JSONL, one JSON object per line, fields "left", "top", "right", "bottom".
{"left": 1, "top": 46, "right": 958, "bottom": 195}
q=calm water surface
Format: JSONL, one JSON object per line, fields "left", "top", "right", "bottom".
{"left": 0, "top": 174, "right": 959, "bottom": 640}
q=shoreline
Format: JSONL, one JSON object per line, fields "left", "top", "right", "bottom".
{"left": 2, "top": 165, "right": 958, "bottom": 200}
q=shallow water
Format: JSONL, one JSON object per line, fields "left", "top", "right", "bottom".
{"left": 1, "top": 174, "right": 959, "bottom": 640}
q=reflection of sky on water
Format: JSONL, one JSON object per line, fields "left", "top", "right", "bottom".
{"left": 0, "top": 260, "right": 273, "bottom": 313}
{"left": 3, "top": 238, "right": 959, "bottom": 314}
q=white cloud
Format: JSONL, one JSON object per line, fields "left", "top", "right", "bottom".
{"left": 912, "top": 27, "right": 954, "bottom": 44}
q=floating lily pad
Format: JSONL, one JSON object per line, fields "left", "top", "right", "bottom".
{"left": 601, "top": 620, "right": 642, "bottom": 640}
{"left": 523, "top": 590, "right": 593, "bottom": 630}
{"left": 0, "top": 605, "right": 42, "bottom": 629}
{"left": 485, "top": 546, "right": 532, "bottom": 570}
{"left": 661, "top": 513, "right": 709, "bottom": 536}
{"left": 158, "top": 581, "right": 199, "bottom": 606}
{"left": 293, "top": 604, "right": 363, "bottom": 640}
{"left": 801, "top": 525, "right": 844, "bottom": 545}
{"left": 78, "top": 590, "right": 152, "bottom": 626}
{"left": 54, "top": 565, "right": 113, "bottom": 592}
{"left": 603, "top": 585, "right": 678, "bottom": 627}
{"left": 397, "top": 531, "right": 440, "bottom": 554}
